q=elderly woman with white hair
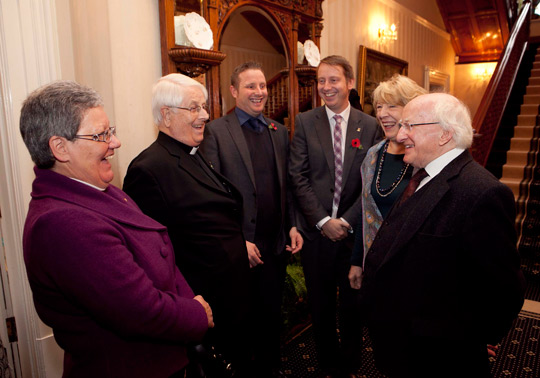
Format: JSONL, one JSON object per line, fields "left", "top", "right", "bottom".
{"left": 20, "top": 81, "right": 212, "bottom": 378}
{"left": 123, "top": 74, "right": 252, "bottom": 377}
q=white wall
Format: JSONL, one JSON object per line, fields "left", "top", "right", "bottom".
{"left": 320, "top": 0, "right": 455, "bottom": 93}
{"left": 68, "top": 0, "right": 162, "bottom": 188}
{"left": 454, "top": 62, "right": 497, "bottom": 119}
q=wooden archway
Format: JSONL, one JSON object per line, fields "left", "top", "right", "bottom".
{"left": 159, "top": 0, "right": 324, "bottom": 135}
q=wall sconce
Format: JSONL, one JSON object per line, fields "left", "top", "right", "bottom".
{"left": 474, "top": 65, "right": 495, "bottom": 81}
{"left": 378, "top": 23, "right": 397, "bottom": 42}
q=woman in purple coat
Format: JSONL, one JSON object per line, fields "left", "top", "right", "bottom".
{"left": 19, "top": 81, "right": 212, "bottom": 378}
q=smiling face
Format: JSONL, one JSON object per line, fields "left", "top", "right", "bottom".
{"left": 164, "top": 86, "right": 209, "bottom": 147}
{"left": 62, "top": 106, "right": 121, "bottom": 189}
{"left": 376, "top": 102, "right": 404, "bottom": 141}
{"left": 397, "top": 99, "right": 453, "bottom": 168}
{"left": 230, "top": 69, "right": 268, "bottom": 117}
{"left": 317, "top": 63, "right": 354, "bottom": 114}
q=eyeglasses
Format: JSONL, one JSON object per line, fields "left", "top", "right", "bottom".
{"left": 398, "top": 121, "right": 439, "bottom": 132}
{"left": 74, "top": 127, "right": 116, "bottom": 143}
{"left": 168, "top": 104, "right": 209, "bottom": 114}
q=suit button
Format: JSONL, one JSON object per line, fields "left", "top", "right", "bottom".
{"left": 251, "top": 219, "right": 256, "bottom": 224}
{"left": 160, "top": 246, "right": 168, "bottom": 258}
{"left": 330, "top": 188, "right": 334, "bottom": 193}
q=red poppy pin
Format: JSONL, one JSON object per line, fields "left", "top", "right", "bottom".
{"left": 268, "top": 123, "right": 277, "bottom": 131}
{"left": 351, "top": 138, "right": 362, "bottom": 150}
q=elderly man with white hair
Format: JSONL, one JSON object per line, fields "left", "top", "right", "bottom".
{"left": 123, "top": 73, "right": 252, "bottom": 376}
{"left": 360, "top": 93, "right": 525, "bottom": 378}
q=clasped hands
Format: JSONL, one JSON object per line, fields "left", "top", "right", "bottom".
{"left": 321, "top": 218, "right": 351, "bottom": 242}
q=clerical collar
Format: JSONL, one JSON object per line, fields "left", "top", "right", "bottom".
{"left": 235, "top": 107, "right": 267, "bottom": 127}
{"left": 160, "top": 132, "right": 199, "bottom": 155}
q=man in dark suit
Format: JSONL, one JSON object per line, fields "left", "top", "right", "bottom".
{"left": 360, "top": 93, "right": 526, "bottom": 378}
{"left": 200, "top": 61, "right": 303, "bottom": 377}
{"left": 123, "top": 73, "right": 252, "bottom": 377}
{"left": 289, "top": 55, "right": 381, "bottom": 377}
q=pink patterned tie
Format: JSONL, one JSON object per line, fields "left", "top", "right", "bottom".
{"left": 333, "top": 115, "right": 343, "bottom": 210}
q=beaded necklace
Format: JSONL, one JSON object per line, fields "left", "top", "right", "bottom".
{"left": 375, "top": 140, "right": 410, "bottom": 197}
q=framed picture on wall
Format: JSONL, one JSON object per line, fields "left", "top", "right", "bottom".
{"left": 357, "top": 45, "right": 408, "bottom": 116}
{"left": 424, "top": 66, "right": 450, "bottom": 92}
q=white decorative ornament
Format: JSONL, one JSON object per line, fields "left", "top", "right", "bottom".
{"left": 174, "top": 16, "right": 191, "bottom": 46}
{"left": 297, "top": 41, "right": 305, "bottom": 65}
{"left": 303, "top": 40, "right": 320, "bottom": 67}
{"left": 183, "top": 12, "right": 214, "bottom": 50}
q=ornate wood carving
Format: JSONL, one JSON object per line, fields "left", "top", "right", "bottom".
{"left": 159, "top": 0, "right": 324, "bottom": 133}
{"left": 168, "top": 47, "right": 226, "bottom": 78}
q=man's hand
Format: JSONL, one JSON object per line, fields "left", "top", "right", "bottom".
{"left": 246, "top": 241, "right": 263, "bottom": 268}
{"left": 487, "top": 344, "right": 498, "bottom": 357}
{"left": 193, "top": 295, "right": 214, "bottom": 328}
{"left": 286, "top": 227, "right": 304, "bottom": 254}
{"left": 321, "top": 218, "right": 351, "bottom": 241}
{"left": 348, "top": 265, "right": 363, "bottom": 289}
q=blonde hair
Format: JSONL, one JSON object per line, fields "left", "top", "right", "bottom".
{"left": 372, "top": 74, "right": 427, "bottom": 107}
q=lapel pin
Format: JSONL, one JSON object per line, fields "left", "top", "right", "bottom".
{"left": 356, "top": 128, "right": 361, "bottom": 132}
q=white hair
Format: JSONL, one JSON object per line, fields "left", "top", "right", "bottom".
{"left": 151, "top": 74, "right": 208, "bottom": 125}
{"left": 431, "top": 94, "right": 474, "bottom": 149}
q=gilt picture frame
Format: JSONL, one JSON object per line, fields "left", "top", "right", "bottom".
{"left": 424, "top": 66, "right": 450, "bottom": 92}
{"left": 357, "top": 45, "right": 408, "bottom": 116}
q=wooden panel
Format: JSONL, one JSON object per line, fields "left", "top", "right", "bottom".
{"left": 436, "top": 0, "right": 509, "bottom": 63}
{"left": 449, "top": 18, "right": 475, "bottom": 54}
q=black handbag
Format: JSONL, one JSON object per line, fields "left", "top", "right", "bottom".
{"left": 187, "top": 343, "right": 235, "bottom": 378}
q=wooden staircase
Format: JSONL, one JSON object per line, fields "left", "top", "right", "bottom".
{"left": 500, "top": 46, "right": 540, "bottom": 200}
{"left": 263, "top": 70, "right": 314, "bottom": 125}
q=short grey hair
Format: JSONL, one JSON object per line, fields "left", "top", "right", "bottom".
{"left": 19, "top": 81, "right": 103, "bottom": 169}
{"left": 151, "top": 74, "right": 208, "bottom": 125}
{"left": 431, "top": 94, "right": 474, "bottom": 149}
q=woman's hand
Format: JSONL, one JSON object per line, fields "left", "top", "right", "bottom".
{"left": 194, "top": 295, "right": 214, "bottom": 328}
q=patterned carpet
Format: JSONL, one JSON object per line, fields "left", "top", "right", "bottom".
{"left": 280, "top": 311, "right": 540, "bottom": 378}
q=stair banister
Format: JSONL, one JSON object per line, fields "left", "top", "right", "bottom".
{"left": 472, "top": 1, "right": 532, "bottom": 167}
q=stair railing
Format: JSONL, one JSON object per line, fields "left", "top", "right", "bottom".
{"left": 472, "top": 1, "right": 532, "bottom": 166}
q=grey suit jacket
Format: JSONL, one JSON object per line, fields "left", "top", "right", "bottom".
{"left": 289, "top": 105, "right": 381, "bottom": 240}
{"left": 200, "top": 112, "right": 295, "bottom": 253}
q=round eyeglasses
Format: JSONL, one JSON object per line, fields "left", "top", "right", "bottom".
{"left": 74, "top": 127, "right": 116, "bottom": 143}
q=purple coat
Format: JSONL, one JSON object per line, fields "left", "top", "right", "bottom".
{"left": 23, "top": 167, "right": 208, "bottom": 378}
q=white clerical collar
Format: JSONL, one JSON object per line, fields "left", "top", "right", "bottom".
{"left": 70, "top": 177, "right": 106, "bottom": 191}
{"left": 190, "top": 146, "right": 199, "bottom": 155}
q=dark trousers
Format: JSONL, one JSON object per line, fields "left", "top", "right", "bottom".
{"left": 249, "top": 237, "right": 288, "bottom": 373}
{"left": 370, "top": 330, "right": 491, "bottom": 378}
{"left": 301, "top": 236, "right": 363, "bottom": 374}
